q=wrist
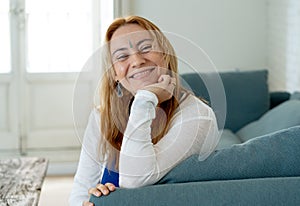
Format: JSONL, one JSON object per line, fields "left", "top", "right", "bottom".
{"left": 135, "top": 90, "right": 159, "bottom": 106}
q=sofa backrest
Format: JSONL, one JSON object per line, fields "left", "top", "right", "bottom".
{"left": 181, "top": 70, "right": 270, "bottom": 132}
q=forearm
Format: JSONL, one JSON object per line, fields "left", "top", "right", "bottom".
{"left": 119, "top": 90, "right": 161, "bottom": 187}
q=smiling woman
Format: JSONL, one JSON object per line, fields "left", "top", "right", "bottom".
{"left": 110, "top": 24, "right": 169, "bottom": 93}
{"left": 69, "top": 16, "right": 221, "bottom": 206}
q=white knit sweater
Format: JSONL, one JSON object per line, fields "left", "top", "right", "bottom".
{"left": 69, "top": 90, "right": 220, "bottom": 206}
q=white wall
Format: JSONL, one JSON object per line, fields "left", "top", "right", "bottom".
{"left": 121, "top": 0, "right": 267, "bottom": 72}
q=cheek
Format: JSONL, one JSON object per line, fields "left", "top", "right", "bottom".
{"left": 114, "top": 64, "right": 127, "bottom": 80}
{"left": 151, "top": 52, "right": 167, "bottom": 68}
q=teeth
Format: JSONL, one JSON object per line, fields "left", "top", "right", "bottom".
{"left": 133, "top": 70, "right": 151, "bottom": 78}
{"left": 131, "top": 68, "right": 153, "bottom": 79}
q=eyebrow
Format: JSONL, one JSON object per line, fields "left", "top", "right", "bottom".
{"left": 112, "top": 47, "right": 128, "bottom": 56}
{"left": 111, "top": 38, "right": 153, "bottom": 56}
{"left": 136, "top": 38, "right": 153, "bottom": 47}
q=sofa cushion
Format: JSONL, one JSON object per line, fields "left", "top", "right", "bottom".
{"left": 216, "top": 129, "right": 242, "bottom": 150}
{"left": 181, "top": 69, "right": 269, "bottom": 132}
{"left": 237, "top": 100, "right": 300, "bottom": 142}
{"left": 157, "top": 126, "right": 300, "bottom": 184}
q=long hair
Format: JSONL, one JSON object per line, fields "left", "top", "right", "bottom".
{"left": 98, "top": 16, "right": 182, "bottom": 168}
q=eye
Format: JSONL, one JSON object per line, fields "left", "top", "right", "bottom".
{"left": 139, "top": 44, "right": 152, "bottom": 53}
{"left": 115, "top": 54, "right": 129, "bottom": 62}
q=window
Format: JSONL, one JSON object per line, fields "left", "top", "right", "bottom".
{"left": 2, "top": 0, "right": 114, "bottom": 74}
{"left": 0, "top": 0, "right": 115, "bottom": 172}
{"left": 26, "top": 0, "right": 95, "bottom": 73}
{"left": 0, "top": 0, "right": 11, "bottom": 73}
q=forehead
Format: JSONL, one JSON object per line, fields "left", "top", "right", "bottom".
{"left": 110, "top": 24, "right": 152, "bottom": 50}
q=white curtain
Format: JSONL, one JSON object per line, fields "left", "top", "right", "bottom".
{"left": 285, "top": 0, "right": 300, "bottom": 92}
{"left": 268, "top": 0, "right": 300, "bottom": 92}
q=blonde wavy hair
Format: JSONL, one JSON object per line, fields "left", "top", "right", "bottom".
{"left": 98, "top": 16, "right": 183, "bottom": 168}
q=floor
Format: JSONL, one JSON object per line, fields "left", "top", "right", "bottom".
{"left": 38, "top": 175, "right": 74, "bottom": 206}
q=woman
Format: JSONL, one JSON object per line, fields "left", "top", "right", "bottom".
{"left": 69, "top": 16, "right": 220, "bottom": 206}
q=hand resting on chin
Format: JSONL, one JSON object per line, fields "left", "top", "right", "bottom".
{"left": 142, "top": 74, "right": 176, "bottom": 103}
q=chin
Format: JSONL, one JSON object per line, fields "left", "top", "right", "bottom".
{"left": 130, "top": 79, "right": 157, "bottom": 90}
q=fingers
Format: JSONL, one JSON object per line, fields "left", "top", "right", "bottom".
{"left": 105, "top": 183, "right": 116, "bottom": 191}
{"left": 88, "top": 187, "right": 101, "bottom": 197}
{"left": 141, "top": 74, "right": 177, "bottom": 103}
{"left": 83, "top": 201, "right": 94, "bottom": 206}
{"left": 157, "top": 75, "right": 176, "bottom": 88}
{"left": 97, "top": 184, "right": 110, "bottom": 195}
{"left": 158, "top": 74, "right": 169, "bottom": 83}
{"left": 158, "top": 75, "right": 171, "bottom": 85}
{"left": 85, "top": 183, "right": 116, "bottom": 206}
{"left": 170, "top": 77, "right": 176, "bottom": 86}
{"left": 88, "top": 183, "right": 116, "bottom": 197}
{"left": 162, "top": 76, "right": 176, "bottom": 91}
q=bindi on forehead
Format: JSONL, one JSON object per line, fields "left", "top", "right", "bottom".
{"left": 128, "top": 40, "right": 133, "bottom": 48}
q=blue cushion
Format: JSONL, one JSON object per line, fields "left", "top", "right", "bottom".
{"left": 101, "top": 168, "right": 119, "bottom": 187}
{"left": 181, "top": 69, "right": 269, "bottom": 132}
{"left": 237, "top": 100, "right": 300, "bottom": 142}
{"left": 157, "top": 126, "right": 300, "bottom": 184}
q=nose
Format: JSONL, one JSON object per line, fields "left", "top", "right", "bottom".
{"left": 130, "top": 52, "right": 146, "bottom": 68}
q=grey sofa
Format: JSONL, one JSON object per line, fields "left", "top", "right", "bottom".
{"left": 90, "top": 70, "right": 300, "bottom": 206}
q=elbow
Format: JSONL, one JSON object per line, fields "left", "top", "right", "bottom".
{"left": 119, "top": 155, "right": 160, "bottom": 188}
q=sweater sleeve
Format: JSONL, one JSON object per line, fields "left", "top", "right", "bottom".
{"left": 69, "top": 109, "right": 104, "bottom": 206}
{"left": 119, "top": 90, "right": 220, "bottom": 188}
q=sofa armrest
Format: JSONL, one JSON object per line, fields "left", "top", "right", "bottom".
{"left": 90, "top": 177, "right": 300, "bottom": 206}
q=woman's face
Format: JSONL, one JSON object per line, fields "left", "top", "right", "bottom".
{"left": 110, "top": 24, "right": 167, "bottom": 94}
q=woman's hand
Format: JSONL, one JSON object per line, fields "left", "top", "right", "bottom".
{"left": 82, "top": 183, "right": 116, "bottom": 206}
{"left": 142, "top": 75, "right": 176, "bottom": 103}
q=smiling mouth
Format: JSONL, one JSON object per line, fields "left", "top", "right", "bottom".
{"left": 128, "top": 68, "right": 155, "bottom": 79}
